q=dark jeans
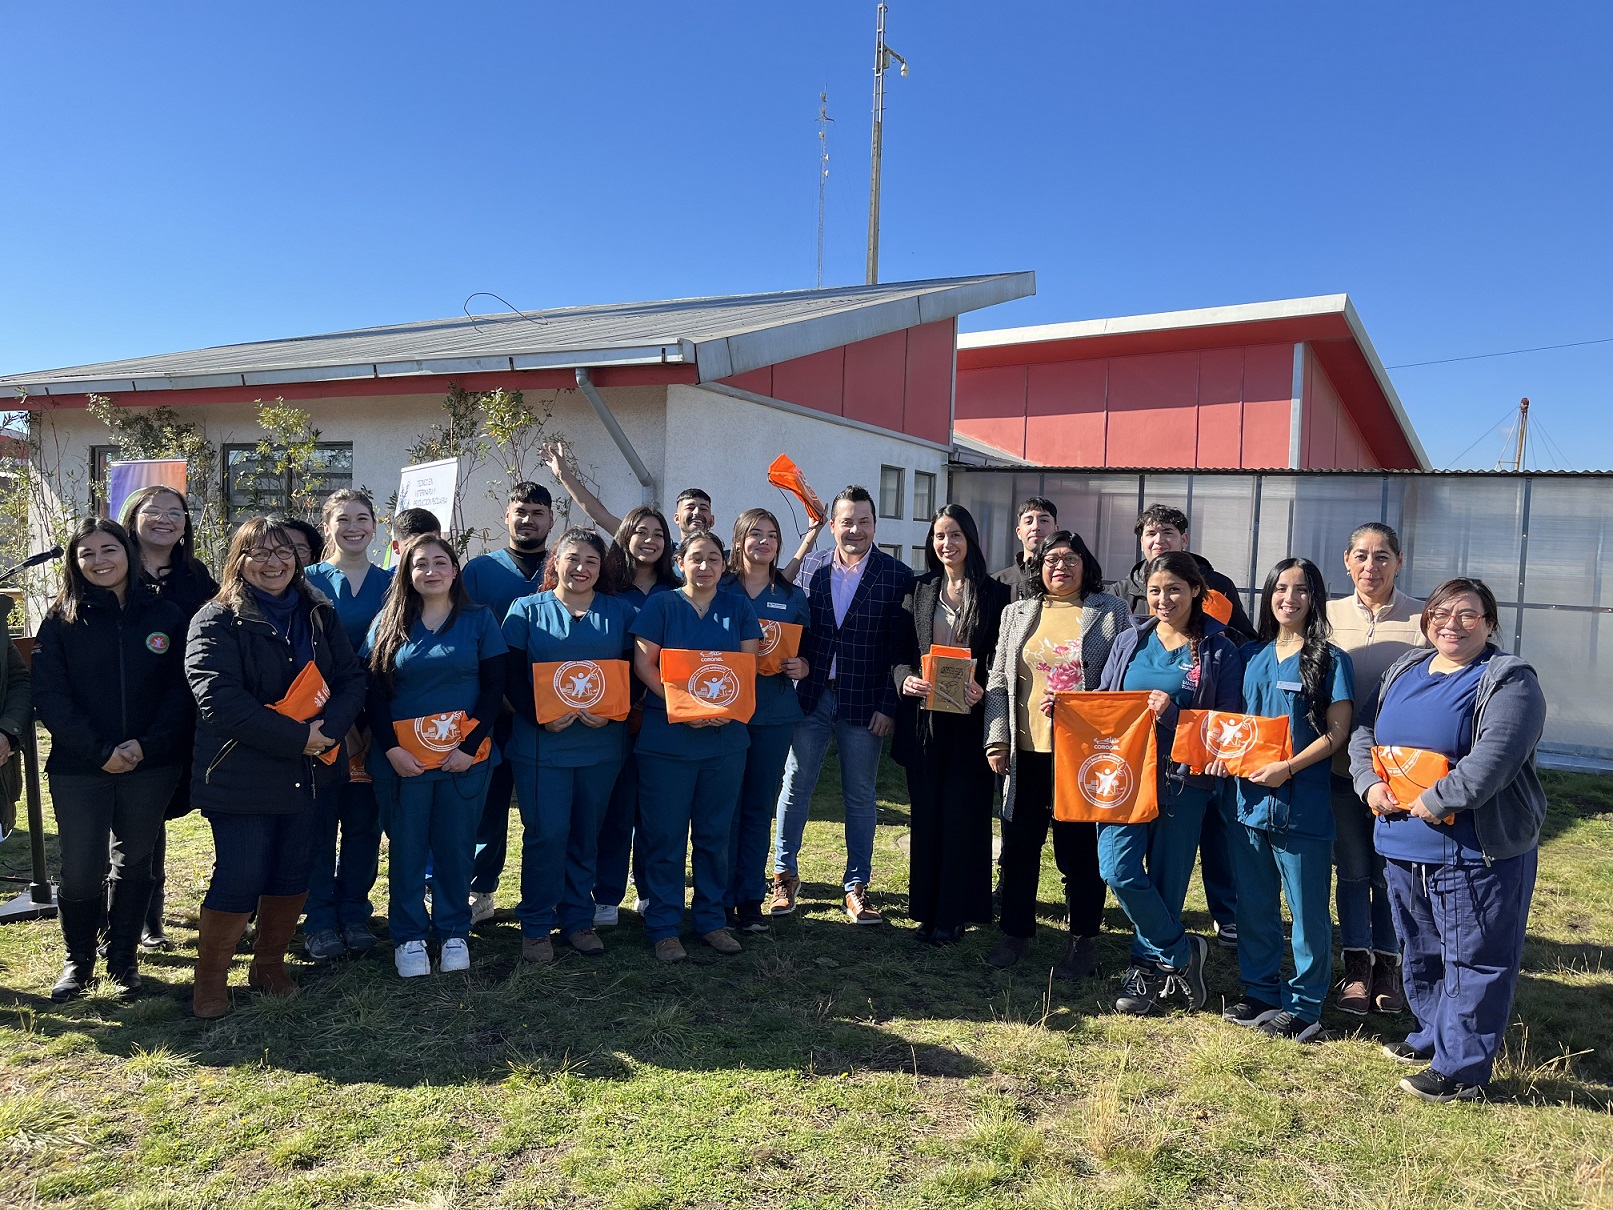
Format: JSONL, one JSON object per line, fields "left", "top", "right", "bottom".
{"left": 202, "top": 808, "right": 317, "bottom": 912}
{"left": 997, "top": 749, "right": 1106, "bottom": 940}
{"left": 51, "top": 767, "right": 181, "bottom": 901}
{"left": 470, "top": 714, "right": 516, "bottom": 895}
{"left": 304, "top": 778, "right": 382, "bottom": 932}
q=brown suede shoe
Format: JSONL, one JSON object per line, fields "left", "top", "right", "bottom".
{"left": 654, "top": 937, "right": 688, "bottom": 963}
{"left": 702, "top": 927, "right": 743, "bottom": 955}
{"left": 192, "top": 908, "right": 251, "bottom": 1019}
{"left": 1372, "top": 950, "right": 1406, "bottom": 1013}
{"left": 247, "top": 893, "right": 307, "bottom": 998}
{"left": 768, "top": 872, "right": 800, "bottom": 916}
{"left": 1336, "top": 948, "right": 1373, "bottom": 1016}
{"left": 565, "top": 929, "right": 605, "bottom": 956}
{"left": 522, "top": 935, "right": 555, "bottom": 963}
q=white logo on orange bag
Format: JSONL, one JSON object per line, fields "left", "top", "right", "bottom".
{"left": 689, "top": 662, "right": 742, "bottom": 708}
{"left": 553, "top": 660, "right": 607, "bottom": 710}
{"left": 1077, "top": 741, "right": 1133, "bottom": 810}
{"left": 412, "top": 713, "right": 465, "bottom": 753}
{"left": 1202, "top": 713, "right": 1257, "bottom": 759}
{"left": 758, "top": 620, "right": 782, "bottom": 656}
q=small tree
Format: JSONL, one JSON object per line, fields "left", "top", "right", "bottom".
{"left": 251, "top": 398, "right": 326, "bottom": 521}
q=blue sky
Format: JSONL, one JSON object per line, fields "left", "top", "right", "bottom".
{"left": 3, "top": 2, "right": 1610, "bottom": 468}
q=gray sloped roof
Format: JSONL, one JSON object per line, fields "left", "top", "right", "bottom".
{"left": 2, "top": 272, "right": 1034, "bottom": 397}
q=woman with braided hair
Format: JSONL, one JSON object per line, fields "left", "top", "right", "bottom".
{"left": 1095, "top": 551, "right": 1242, "bottom": 1016}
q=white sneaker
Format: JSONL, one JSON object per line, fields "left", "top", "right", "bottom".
{"left": 594, "top": 903, "right": 619, "bottom": 928}
{"left": 440, "top": 937, "right": 470, "bottom": 973}
{"left": 394, "top": 940, "right": 430, "bottom": 978}
{"left": 469, "top": 891, "right": 496, "bottom": 925}
{"left": 632, "top": 896, "right": 648, "bottom": 915}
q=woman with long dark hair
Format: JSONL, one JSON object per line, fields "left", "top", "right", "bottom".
{"left": 723, "top": 508, "right": 812, "bottom": 934}
{"left": 893, "top": 505, "right": 1008, "bottom": 944}
{"left": 984, "top": 530, "right": 1132, "bottom": 976}
{"left": 592, "top": 506, "right": 677, "bottom": 924}
{"left": 34, "top": 518, "right": 192, "bottom": 1000}
{"left": 1214, "top": 557, "right": 1354, "bottom": 1041}
{"left": 118, "top": 485, "right": 218, "bottom": 951}
{"left": 302, "top": 488, "right": 394, "bottom": 962}
{"left": 364, "top": 533, "right": 506, "bottom": 978}
{"left": 185, "top": 518, "right": 367, "bottom": 1017}
{"left": 1095, "top": 552, "right": 1242, "bottom": 1015}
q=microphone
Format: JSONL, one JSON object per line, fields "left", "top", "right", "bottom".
{"left": 19, "top": 546, "right": 63, "bottom": 569}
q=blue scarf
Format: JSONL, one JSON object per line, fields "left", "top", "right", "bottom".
{"left": 247, "top": 584, "right": 315, "bottom": 668}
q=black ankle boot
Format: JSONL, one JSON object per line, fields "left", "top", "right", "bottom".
{"left": 51, "top": 896, "right": 105, "bottom": 1002}
{"left": 104, "top": 873, "right": 154, "bottom": 996}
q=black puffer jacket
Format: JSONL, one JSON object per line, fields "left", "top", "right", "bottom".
{"left": 32, "top": 585, "right": 193, "bottom": 775}
{"left": 1115, "top": 553, "right": 1256, "bottom": 643}
{"left": 185, "top": 585, "right": 367, "bottom": 815}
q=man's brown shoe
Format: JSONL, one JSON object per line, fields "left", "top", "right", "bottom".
{"left": 844, "top": 883, "right": 882, "bottom": 925}
{"left": 566, "top": 929, "right": 605, "bottom": 956}
{"left": 654, "top": 937, "right": 688, "bottom": 963}
{"left": 768, "top": 872, "right": 800, "bottom": 916}
{"left": 522, "top": 935, "right": 555, "bottom": 963}
{"left": 702, "top": 927, "right": 743, "bottom": 955}
{"left": 1336, "top": 948, "right": 1372, "bottom": 1016}
{"left": 1371, "top": 950, "right": 1406, "bottom": 1013}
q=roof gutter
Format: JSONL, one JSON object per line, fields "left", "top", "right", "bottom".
{"left": 575, "top": 367, "right": 655, "bottom": 505}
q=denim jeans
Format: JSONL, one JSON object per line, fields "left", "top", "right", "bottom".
{"left": 202, "top": 806, "right": 317, "bottom": 912}
{"left": 772, "top": 688, "right": 884, "bottom": 890}
{"left": 377, "top": 762, "right": 491, "bottom": 943}
{"left": 1332, "top": 774, "right": 1397, "bottom": 952}
{"left": 1098, "top": 780, "right": 1212, "bottom": 969}
{"left": 513, "top": 758, "right": 622, "bottom": 937}
{"left": 303, "top": 779, "right": 381, "bottom": 932}
{"left": 1230, "top": 824, "right": 1335, "bottom": 1022}
{"left": 50, "top": 767, "right": 180, "bottom": 902}
{"left": 638, "top": 751, "right": 746, "bottom": 942}
{"left": 729, "top": 723, "right": 795, "bottom": 907}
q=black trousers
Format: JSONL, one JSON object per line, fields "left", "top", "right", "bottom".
{"left": 997, "top": 749, "right": 1105, "bottom": 939}
{"left": 51, "top": 767, "right": 180, "bottom": 902}
{"left": 202, "top": 808, "right": 316, "bottom": 912}
{"left": 905, "top": 715, "right": 996, "bottom": 931}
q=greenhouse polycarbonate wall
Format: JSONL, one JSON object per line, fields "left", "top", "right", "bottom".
{"left": 950, "top": 468, "right": 1613, "bottom": 761}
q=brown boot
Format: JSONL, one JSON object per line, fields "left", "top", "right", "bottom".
{"left": 192, "top": 908, "right": 252, "bottom": 1019}
{"left": 248, "top": 893, "right": 308, "bottom": 998}
{"left": 1336, "top": 948, "right": 1373, "bottom": 1016}
{"left": 1371, "top": 950, "right": 1406, "bottom": 1014}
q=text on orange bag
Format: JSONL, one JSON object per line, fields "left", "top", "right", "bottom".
{"left": 394, "top": 711, "right": 491, "bottom": 770}
{"left": 1171, "top": 710, "right": 1293, "bottom": 777}
{"left": 1372, "top": 746, "right": 1451, "bottom": 813}
{"left": 532, "top": 659, "right": 632, "bottom": 724}
{"left": 766, "top": 454, "right": 826, "bottom": 525}
{"left": 756, "top": 621, "right": 804, "bottom": 677}
{"left": 1051, "top": 691, "right": 1159, "bottom": 824}
{"left": 659, "top": 649, "right": 757, "bottom": 724}
{"left": 271, "top": 662, "right": 340, "bottom": 765}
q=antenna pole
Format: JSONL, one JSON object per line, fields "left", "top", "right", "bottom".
{"left": 1515, "top": 397, "right": 1530, "bottom": 471}
{"left": 866, "top": 2, "right": 888, "bottom": 284}
{"left": 817, "top": 90, "right": 832, "bottom": 289}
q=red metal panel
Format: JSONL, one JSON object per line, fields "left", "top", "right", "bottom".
{"left": 1195, "top": 348, "right": 1244, "bottom": 468}
{"left": 1240, "top": 344, "right": 1293, "bottom": 468}
{"left": 902, "top": 319, "right": 956, "bottom": 446}
{"left": 770, "top": 345, "right": 846, "bottom": 417}
{"left": 1026, "top": 360, "right": 1107, "bottom": 465}
{"left": 721, "top": 367, "right": 773, "bottom": 397}
{"left": 1105, "top": 352, "right": 1198, "bottom": 468}
{"left": 842, "top": 329, "right": 908, "bottom": 433}
{"left": 954, "top": 365, "right": 1029, "bottom": 458}
{"left": 955, "top": 312, "right": 1356, "bottom": 371}
{"left": 1304, "top": 355, "right": 1341, "bottom": 468}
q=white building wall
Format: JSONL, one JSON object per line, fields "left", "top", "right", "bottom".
{"left": 666, "top": 383, "right": 947, "bottom": 567}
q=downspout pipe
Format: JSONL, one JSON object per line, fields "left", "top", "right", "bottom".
{"left": 575, "top": 367, "right": 655, "bottom": 505}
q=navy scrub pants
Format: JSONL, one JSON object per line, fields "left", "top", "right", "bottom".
{"left": 637, "top": 751, "right": 746, "bottom": 942}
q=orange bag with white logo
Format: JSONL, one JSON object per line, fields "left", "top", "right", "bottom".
{"left": 1372, "top": 746, "right": 1451, "bottom": 811}
{"left": 1051, "top": 691, "right": 1158, "bottom": 824}
{"left": 660, "top": 649, "right": 757, "bottom": 724}
{"left": 394, "top": 711, "right": 492, "bottom": 770}
{"left": 756, "top": 621, "right": 804, "bottom": 677}
{"left": 766, "top": 454, "right": 825, "bottom": 525}
{"left": 271, "top": 662, "right": 340, "bottom": 765}
{"left": 1172, "top": 710, "right": 1293, "bottom": 777}
{"left": 532, "top": 659, "right": 632, "bottom": 724}
{"left": 1203, "top": 589, "right": 1235, "bottom": 625}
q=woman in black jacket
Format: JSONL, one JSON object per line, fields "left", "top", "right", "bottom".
{"left": 892, "top": 505, "right": 1010, "bottom": 945}
{"left": 33, "top": 518, "right": 192, "bottom": 1001}
{"left": 185, "top": 517, "right": 366, "bottom": 1019}
{"left": 119, "top": 484, "right": 218, "bottom": 950}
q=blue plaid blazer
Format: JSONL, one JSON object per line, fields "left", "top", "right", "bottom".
{"left": 794, "top": 546, "right": 913, "bottom": 726}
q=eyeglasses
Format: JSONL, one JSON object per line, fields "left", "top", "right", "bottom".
{"left": 1429, "top": 608, "right": 1485, "bottom": 629}
{"left": 138, "top": 509, "right": 187, "bottom": 523}
{"left": 245, "top": 547, "right": 297, "bottom": 564}
{"left": 1043, "top": 554, "right": 1082, "bottom": 569}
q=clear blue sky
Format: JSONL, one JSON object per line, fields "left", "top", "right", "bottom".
{"left": 4, "top": 2, "right": 1610, "bottom": 469}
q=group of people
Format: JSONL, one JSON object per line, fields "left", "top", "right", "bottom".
{"left": 28, "top": 456, "right": 1546, "bottom": 1106}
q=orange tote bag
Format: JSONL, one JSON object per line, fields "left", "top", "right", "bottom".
{"left": 1203, "top": 589, "right": 1235, "bottom": 625}
{"left": 394, "top": 711, "right": 492, "bottom": 770}
{"left": 1172, "top": 710, "right": 1293, "bottom": 777}
{"left": 755, "top": 621, "right": 804, "bottom": 677}
{"left": 1051, "top": 691, "right": 1158, "bottom": 824}
{"left": 271, "top": 662, "right": 340, "bottom": 766}
{"left": 532, "top": 659, "right": 632, "bottom": 723}
{"left": 766, "top": 454, "right": 826, "bottom": 525}
{"left": 660, "top": 649, "right": 757, "bottom": 724}
{"left": 1371, "top": 746, "right": 1451, "bottom": 810}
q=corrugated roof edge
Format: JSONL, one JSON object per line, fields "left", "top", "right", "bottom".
{"left": 944, "top": 464, "right": 1613, "bottom": 477}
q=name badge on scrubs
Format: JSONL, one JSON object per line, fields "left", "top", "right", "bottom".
{"left": 766, "top": 601, "right": 788, "bottom": 611}
{"left": 1276, "top": 679, "right": 1303, "bottom": 692}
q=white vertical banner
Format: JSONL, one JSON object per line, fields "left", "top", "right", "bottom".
{"left": 395, "top": 458, "right": 459, "bottom": 522}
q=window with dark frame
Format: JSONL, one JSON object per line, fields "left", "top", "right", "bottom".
{"left": 878, "top": 465, "right": 905, "bottom": 519}
{"left": 222, "top": 442, "right": 354, "bottom": 523}
{"left": 89, "top": 445, "right": 121, "bottom": 516}
{"left": 878, "top": 543, "right": 903, "bottom": 562}
{"left": 913, "top": 470, "right": 936, "bottom": 521}
{"left": 910, "top": 545, "right": 927, "bottom": 570}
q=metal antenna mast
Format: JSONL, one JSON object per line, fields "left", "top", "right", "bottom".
{"left": 817, "top": 89, "right": 833, "bottom": 289}
{"left": 865, "top": 1, "right": 907, "bottom": 285}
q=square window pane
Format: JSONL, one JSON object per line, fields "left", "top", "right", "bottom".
{"left": 913, "top": 471, "right": 936, "bottom": 520}
{"left": 879, "top": 466, "right": 905, "bottom": 519}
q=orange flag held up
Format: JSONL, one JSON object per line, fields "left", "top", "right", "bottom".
{"left": 756, "top": 621, "right": 804, "bottom": 677}
{"left": 271, "top": 662, "right": 340, "bottom": 765}
{"left": 1372, "top": 746, "right": 1452, "bottom": 811}
{"left": 1172, "top": 710, "right": 1293, "bottom": 777}
{"left": 532, "top": 659, "right": 632, "bottom": 724}
{"left": 1051, "top": 691, "right": 1159, "bottom": 824}
{"left": 660, "top": 649, "right": 757, "bottom": 724}
{"left": 393, "top": 711, "right": 491, "bottom": 770}
{"left": 766, "top": 454, "right": 826, "bottom": 525}
{"left": 1203, "top": 589, "right": 1235, "bottom": 625}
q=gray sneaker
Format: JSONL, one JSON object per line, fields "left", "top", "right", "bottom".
{"left": 304, "top": 928, "right": 347, "bottom": 962}
{"left": 1115, "top": 964, "right": 1162, "bottom": 1015}
{"left": 1160, "top": 933, "right": 1210, "bottom": 1011}
{"left": 342, "top": 921, "right": 377, "bottom": 955}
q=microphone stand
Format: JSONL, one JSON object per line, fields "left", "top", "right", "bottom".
{"left": 0, "top": 551, "right": 60, "bottom": 923}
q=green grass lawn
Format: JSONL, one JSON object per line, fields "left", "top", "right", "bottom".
{"left": 2, "top": 757, "right": 1611, "bottom": 1209}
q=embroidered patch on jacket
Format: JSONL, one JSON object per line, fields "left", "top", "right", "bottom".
{"left": 145, "top": 632, "right": 170, "bottom": 654}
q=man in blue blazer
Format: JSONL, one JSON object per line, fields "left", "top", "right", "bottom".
{"left": 770, "top": 485, "right": 913, "bottom": 925}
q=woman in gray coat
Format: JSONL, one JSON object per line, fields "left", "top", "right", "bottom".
{"left": 984, "top": 531, "right": 1132, "bottom": 976}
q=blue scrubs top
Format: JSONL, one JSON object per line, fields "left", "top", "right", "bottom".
{"left": 630, "top": 587, "right": 762, "bottom": 761}
{"left": 1372, "top": 651, "right": 1490, "bottom": 862}
{"left": 1122, "top": 631, "right": 1197, "bottom": 705}
{"left": 504, "top": 591, "right": 638, "bottom": 768}
{"left": 617, "top": 581, "right": 675, "bottom": 610}
{"left": 724, "top": 576, "right": 809, "bottom": 728}
{"left": 1236, "top": 641, "right": 1355, "bottom": 839}
{"left": 304, "top": 561, "right": 393, "bottom": 651}
{"left": 462, "top": 548, "right": 549, "bottom": 623}
{"left": 361, "top": 606, "right": 507, "bottom": 781}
